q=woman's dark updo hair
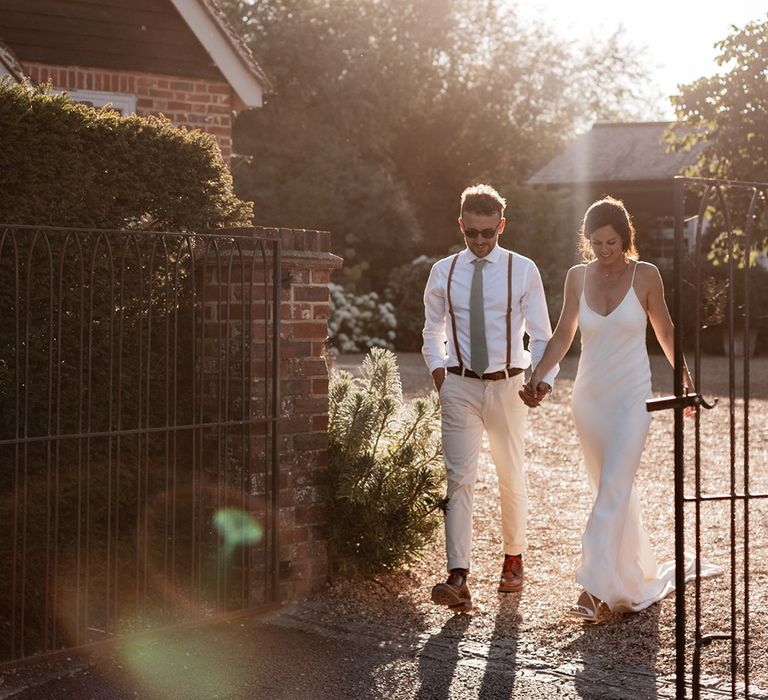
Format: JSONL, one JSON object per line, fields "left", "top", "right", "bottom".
{"left": 579, "top": 196, "right": 638, "bottom": 261}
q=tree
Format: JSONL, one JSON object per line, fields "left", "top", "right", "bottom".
{"left": 670, "top": 15, "right": 768, "bottom": 186}
{"left": 669, "top": 15, "right": 768, "bottom": 257}
{"left": 225, "top": 0, "right": 453, "bottom": 289}
{"left": 231, "top": 107, "right": 419, "bottom": 288}
{"left": 224, "top": 0, "right": 656, "bottom": 292}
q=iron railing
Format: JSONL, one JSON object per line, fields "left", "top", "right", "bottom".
{"left": 0, "top": 225, "right": 281, "bottom": 664}
{"left": 647, "top": 176, "right": 768, "bottom": 699}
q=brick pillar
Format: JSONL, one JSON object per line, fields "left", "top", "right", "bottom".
{"left": 276, "top": 227, "right": 341, "bottom": 601}
{"left": 200, "top": 227, "right": 340, "bottom": 605}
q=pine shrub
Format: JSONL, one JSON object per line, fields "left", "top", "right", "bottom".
{"left": 326, "top": 348, "right": 445, "bottom": 574}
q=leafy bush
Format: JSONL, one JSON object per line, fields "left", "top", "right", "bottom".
{"left": 328, "top": 282, "right": 396, "bottom": 352}
{"left": 656, "top": 249, "right": 768, "bottom": 357}
{"left": 0, "top": 79, "right": 252, "bottom": 229}
{"left": 700, "top": 256, "right": 768, "bottom": 355}
{"left": 385, "top": 255, "right": 438, "bottom": 352}
{"left": 325, "top": 348, "right": 445, "bottom": 574}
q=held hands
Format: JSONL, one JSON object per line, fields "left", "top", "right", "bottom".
{"left": 518, "top": 379, "right": 551, "bottom": 408}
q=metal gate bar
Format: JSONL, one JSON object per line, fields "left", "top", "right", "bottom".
{"left": 0, "top": 225, "right": 281, "bottom": 665}
{"left": 647, "top": 176, "right": 768, "bottom": 699}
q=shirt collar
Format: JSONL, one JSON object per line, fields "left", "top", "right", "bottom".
{"left": 461, "top": 243, "right": 505, "bottom": 265}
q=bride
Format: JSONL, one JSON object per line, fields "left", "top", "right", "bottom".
{"left": 520, "top": 196, "right": 718, "bottom": 621}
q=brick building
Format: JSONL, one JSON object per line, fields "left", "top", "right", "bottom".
{"left": 0, "top": 0, "right": 270, "bottom": 159}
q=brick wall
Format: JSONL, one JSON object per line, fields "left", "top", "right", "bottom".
{"left": 23, "top": 62, "right": 234, "bottom": 159}
{"left": 201, "top": 227, "right": 340, "bottom": 604}
{"left": 275, "top": 227, "right": 341, "bottom": 601}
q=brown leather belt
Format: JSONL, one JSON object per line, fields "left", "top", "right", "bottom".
{"left": 447, "top": 366, "right": 524, "bottom": 381}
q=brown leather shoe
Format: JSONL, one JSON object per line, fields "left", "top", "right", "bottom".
{"left": 431, "top": 571, "right": 472, "bottom": 612}
{"left": 498, "top": 554, "right": 524, "bottom": 593}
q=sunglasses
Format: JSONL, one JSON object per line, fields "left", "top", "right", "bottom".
{"left": 462, "top": 222, "right": 501, "bottom": 239}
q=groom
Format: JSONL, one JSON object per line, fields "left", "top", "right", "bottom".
{"left": 421, "top": 184, "right": 557, "bottom": 611}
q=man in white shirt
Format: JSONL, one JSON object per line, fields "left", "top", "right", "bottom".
{"left": 422, "top": 184, "right": 557, "bottom": 611}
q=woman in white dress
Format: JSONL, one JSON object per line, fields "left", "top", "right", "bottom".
{"left": 521, "top": 196, "right": 701, "bottom": 622}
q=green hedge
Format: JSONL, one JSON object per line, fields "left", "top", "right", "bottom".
{"left": 0, "top": 79, "right": 252, "bottom": 229}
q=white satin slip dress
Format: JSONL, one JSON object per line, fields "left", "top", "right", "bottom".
{"left": 571, "top": 262, "right": 719, "bottom": 612}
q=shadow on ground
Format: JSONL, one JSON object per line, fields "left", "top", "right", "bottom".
{"left": 566, "top": 603, "right": 661, "bottom": 700}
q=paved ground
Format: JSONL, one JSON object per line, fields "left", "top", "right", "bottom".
{"left": 0, "top": 601, "right": 759, "bottom": 700}
{"left": 2, "top": 352, "right": 766, "bottom": 700}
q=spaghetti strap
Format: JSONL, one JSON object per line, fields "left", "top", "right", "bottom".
{"left": 581, "top": 264, "right": 588, "bottom": 295}
{"left": 630, "top": 260, "right": 638, "bottom": 287}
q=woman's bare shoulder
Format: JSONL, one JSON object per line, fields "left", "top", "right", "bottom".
{"left": 566, "top": 262, "right": 588, "bottom": 278}
{"left": 563, "top": 264, "right": 587, "bottom": 295}
{"left": 634, "top": 260, "right": 662, "bottom": 279}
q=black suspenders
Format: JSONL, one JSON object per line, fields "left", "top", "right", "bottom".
{"left": 446, "top": 251, "right": 514, "bottom": 372}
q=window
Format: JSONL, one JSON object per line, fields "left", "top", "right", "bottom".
{"left": 57, "top": 89, "right": 136, "bottom": 115}
{"left": 645, "top": 216, "right": 700, "bottom": 268}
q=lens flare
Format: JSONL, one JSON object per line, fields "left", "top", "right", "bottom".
{"left": 119, "top": 631, "right": 244, "bottom": 699}
{"left": 213, "top": 507, "right": 263, "bottom": 558}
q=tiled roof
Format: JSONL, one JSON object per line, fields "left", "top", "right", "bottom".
{"left": 527, "top": 122, "right": 703, "bottom": 186}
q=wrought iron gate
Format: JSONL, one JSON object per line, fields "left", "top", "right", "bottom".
{"left": 0, "top": 225, "right": 281, "bottom": 665}
{"left": 647, "top": 177, "right": 768, "bottom": 699}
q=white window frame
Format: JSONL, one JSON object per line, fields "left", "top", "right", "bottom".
{"left": 57, "top": 89, "right": 137, "bottom": 115}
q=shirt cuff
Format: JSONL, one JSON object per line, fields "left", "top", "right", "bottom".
{"left": 541, "top": 365, "right": 558, "bottom": 391}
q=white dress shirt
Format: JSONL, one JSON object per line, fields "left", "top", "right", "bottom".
{"left": 422, "top": 244, "right": 558, "bottom": 387}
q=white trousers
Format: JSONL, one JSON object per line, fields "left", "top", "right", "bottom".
{"left": 439, "top": 371, "right": 528, "bottom": 571}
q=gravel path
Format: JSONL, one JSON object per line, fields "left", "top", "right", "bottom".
{"left": 324, "top": 352, "right": 768, "bottom": 697}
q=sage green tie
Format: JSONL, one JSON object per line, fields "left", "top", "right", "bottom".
{"left": 470, "top": 258, "right": 488, "bottom": 376}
